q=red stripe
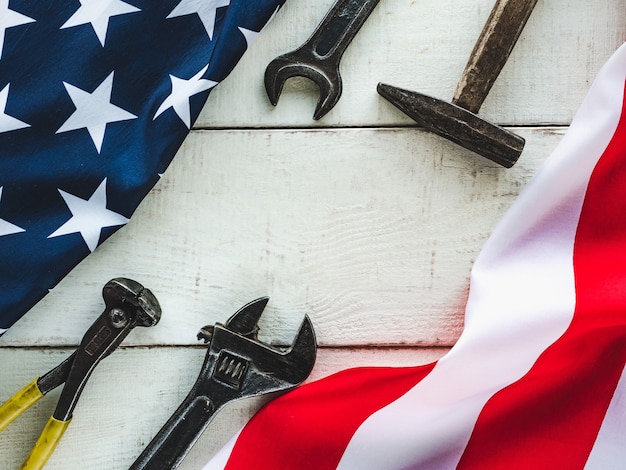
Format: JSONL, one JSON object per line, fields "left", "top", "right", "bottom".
{"left": 224, "top": 362, "right": 436, "bottom": 470}
{"left": 458, "top": 82, "right": 626, "bottom": 469}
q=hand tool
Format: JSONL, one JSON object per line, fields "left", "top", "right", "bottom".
{"left": 264, "top": 0, "right": 381, "bottom": 120}
{"left": 129, "top": 297, "right": 317, "bottom": 470}
{"left": 377, "top": 0, "right": 538, "bottom": 168}
{"left": 0, "top": 278, "right": 161, "bottom": 470}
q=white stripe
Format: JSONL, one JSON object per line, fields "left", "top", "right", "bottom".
{"left": 0, "top": 327, "right": 7, "bottom": 335}
{"left": 584, "top": 364, "right": 626, "bottom": 469}
{"left": 337, "top": 43, "right": 626, "bottom": 470}
{"left": 202, "top": 429, "right": 241, "bottom": 470}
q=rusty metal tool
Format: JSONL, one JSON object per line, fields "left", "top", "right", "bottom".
{"left": 129, "top": 297, "right": 317, "bottom": 470}
{"left": 0, "top": 278, "right": 161, "bottom": 470}
{"left": 378, "top": 0, "right": 538, "bottom": 168}
{"left": 264, "top": 0, "right": 381, "bottom": 120}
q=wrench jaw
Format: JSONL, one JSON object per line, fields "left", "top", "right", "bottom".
{"left": 129, "top": 300, "right": 316, "bottom": 470}
{"left": 278, "top": 315, "right": 317, "bottom": 384}
{"left": 242, "top": 314, "right": 317, "bottom": 395}
{"left": 264, "top": 0, "right": 380, "bottom": 121}
{"left": 263, "top": 55, "right": 291, "bottom": 106}
{"left": 224, "top": 297, "right": 269, "bottom": 339}
{"left": 264, "top": 55, "right": 342, "bottom": 121}
{"left": 313, "top": 76, "right": 342, "bottom": 121}
{"left": 203, "top": 297, "right": 317, "bottom": 399}
{"left": 207, "top": 315, "right": 317, "bottom": 401}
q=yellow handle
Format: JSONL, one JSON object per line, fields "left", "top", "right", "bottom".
{"left": 0, "top": 378, "right": 44, "bottom": 433}
{"left": 19, "top": 416, "right": 71, "bottom": 470}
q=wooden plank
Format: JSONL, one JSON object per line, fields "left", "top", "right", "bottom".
{"left": 0, "top": 2, "right": 622, "bottom": 470}
{"left": 2, "top": 127, "right": 562, "bottom": 348}
{"left": 196, "top": 0, "right": 626, "bottom": 128}
{"left": 0, "top": 346, "right": 448, "bottom": 469}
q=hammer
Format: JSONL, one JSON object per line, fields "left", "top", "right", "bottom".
{"left": 378, "top": 0, "right": 538, "bottom": 168}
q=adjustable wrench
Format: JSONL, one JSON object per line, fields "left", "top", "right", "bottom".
{"left": 129, "top": 297, "right": 317, "bottom": 470}
{"left": 264, "top": 0, "right": 381, "bottom": 120}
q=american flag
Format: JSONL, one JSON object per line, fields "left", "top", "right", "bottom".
{"left": 0, "top": 0, "right": 284, "bottom": 336}
{"left": 204, "top": 42, "right": 626, "bottom": 469}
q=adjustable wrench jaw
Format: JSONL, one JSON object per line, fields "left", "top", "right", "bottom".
{"left": 204, "top": 315, "right": 317, "bottom": 406}
{"left": 130, "top": 298, "right": 317, "bottom": 470}
{"left": 195, "top": 296, "right": 317, "bottom": 407}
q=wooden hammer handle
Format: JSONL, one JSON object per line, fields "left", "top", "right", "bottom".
{"left": 452, "top": 0, "right": 538, "bottom": 114}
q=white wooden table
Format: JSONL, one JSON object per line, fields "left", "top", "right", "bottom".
{"left": 1, "top": 1, "right": 624, "bottom": 468}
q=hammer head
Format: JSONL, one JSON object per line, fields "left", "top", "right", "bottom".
{"left": 377, "top": 83, "right": 524, "bottom": 168}
{"left": 200, "top": 297, "right": 317, "bottom": 403}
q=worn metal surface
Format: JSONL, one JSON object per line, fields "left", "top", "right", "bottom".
{"left": 453, "top": 0, "right": 539, "bottom": 113}
{"left": 0, "top": 279, "right": 161, "bottom": 469}
{"left": 2, "top": 278, "right": 161, "bottom": 424}
{"left": 264, "top": 0, "right": 380, "bottom": 120}
{"left": 377, "top": 0, "right": 538, "bottom": 167}
{"left": 52, "top": 278, "right": 161, "bottom": 421}
{"left": 377, "top": 83, "right": 525, "bottom": 168}
{"left": 129, "top": 297, "right": 317, "bottom": 470}
{"left": 1, "top": 1, "right": 624, "bottom": 468}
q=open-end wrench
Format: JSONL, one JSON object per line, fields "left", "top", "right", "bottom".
{"left": 264, "top": 0, "right": 381, "bottom": 120}
{"left": 129, "top": 297, "right": 317, "bottom": 470}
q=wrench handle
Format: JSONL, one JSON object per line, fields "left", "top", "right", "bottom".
{"left": 307, "top": 0, "right": 380, "bottom": 61}
{"left": 129, "top": 396, "right": 215, "bottom": 470}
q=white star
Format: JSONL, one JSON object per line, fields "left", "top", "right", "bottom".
{"left": 48, "top": 178, "right": 129, "bottom": 252}
{"left": 0, "top": 84, "right": 29, "bottom": 134}
{"left": 0, "top": 187, "right": 25, "bottom": 237}
{"left": 167, "top": 0, "right": 230, "bottom": 40}
{"left": 56, "top": 73, "right": 137, "bottom": 153}
{"left": 0, "top": 0, "right": 35, "bottom": 59}
{"left": 238, "top": 27, "right": 258, "bottom": 48}
{"left": 154, "top": 64, "right": 217, "bottom": 128}
{"left": 61, "top": 0, "right": 140, "bottom": 47}
{"left": 265, "top": 5, "right": 280, "bottom": 27}
{"left": 238, "top": 5, "right": 279, "bottom": 49}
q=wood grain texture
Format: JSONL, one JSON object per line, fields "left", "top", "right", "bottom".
{"left": 452, "top": 0, "right": 539, "bottom": 113}
{"left": 0, "top": 0, "right": 624, "bottom": 468}
{"left": 3, "top": 127, "right": 559, "bottom": 348}
{"left": 197, "top": 0, "right": 626, "bottom": 128}
{"left": 0, "top": 347, "right": 447, "bottom": 469}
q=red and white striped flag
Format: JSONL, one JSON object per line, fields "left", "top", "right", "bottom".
{"left": 204, "top": 41, "right": 626, "bottom": 470}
